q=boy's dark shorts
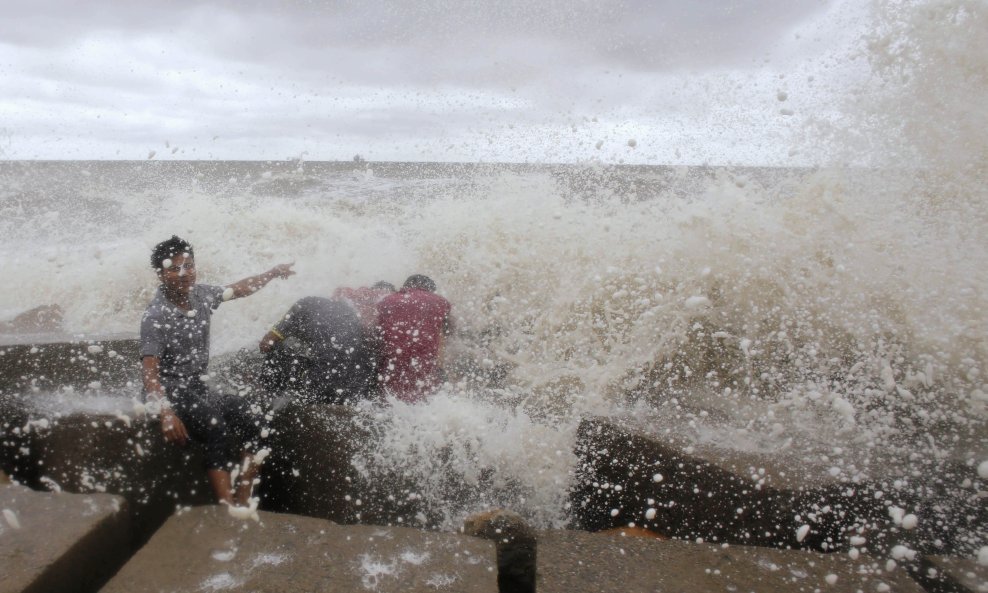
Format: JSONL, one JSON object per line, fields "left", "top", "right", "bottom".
{"left": 164, "top": 377, "right": 263, "bottom": 470}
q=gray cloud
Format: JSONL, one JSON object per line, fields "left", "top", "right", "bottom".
{"left": 4, "top": 1, "right": 829, "bottom": 73}
{"left": 1, "top": 0, "right": 862, "bottom": 163}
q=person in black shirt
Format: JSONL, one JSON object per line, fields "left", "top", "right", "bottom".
{"left": 257, "top": 292, "right": 386, "bottom": 404}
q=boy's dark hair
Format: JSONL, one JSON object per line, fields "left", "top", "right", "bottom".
{"left": 372, "top": 281, "right": 397, "bottom": 292}
{"left": 402, "top": 274, "right": 436, "bottom": 292}
{"left": 151, "top": 236, "right": 194, "bottom": 270}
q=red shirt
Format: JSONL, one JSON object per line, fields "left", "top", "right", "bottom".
{"left": 333, "top": 286, "right": 386, "bottom": 330}
{"left": 375, "top": 288, "right": 452, "bottom": 402}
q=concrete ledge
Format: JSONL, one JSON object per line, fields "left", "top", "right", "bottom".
{"left": 101, "top": 506, "right": 498, "bottom": 593}
{"left": 4, "top": 400, "right": 435, "bottom": 546}
{"left": 920, "top": 556, "right": 988, "bottom": 593}
{"left": 464, "top": 509, "right": 537, "bottom": 593}
{"left": 536, "top": 529, "right": 925, "bottom": 593}
{"left": 0, "top": 394, "right": 29, "bottom": 480}
{"left": 261, "top": 403, "right": 365, "bottom": 522}
{"left": 0, "top": 334, "right": 139, "bottom": 395}
{"left": 0, "top": 484, "right": 130, "bottom": 593}
{"left": 6, "top": 408, "right": 212, "bottom": 547}
{"left": 572, "top": 418, "right": 847, "bottom": 549}
{"left": 262, "top": 402, "right": 431, "bottom": 527}
{"left": 571, "top": 418, "right": 982, "bottom": 556}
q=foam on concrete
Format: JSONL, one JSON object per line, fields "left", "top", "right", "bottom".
{"left": 922, "top": 556, "right": 988, "bottom": 593}
{"left": 10, "top": 408, "right": 213, "bottom": 547}
{"left": 262, "top": 402, "right": 432, "bottom": 526}
{"left": 0, "top": 484, "right": 129, "bottom": 593}
{"left": 0, "top": 333, "right": 139, "bottom": 395}
{"left": 572, "top": 417, "right": 983, "bottom": 555}
{"left": 536, "top": 529, "right": 925, "bottom": 593}
{"left": 102, "top": 505, "right": 498, "bottom": 593}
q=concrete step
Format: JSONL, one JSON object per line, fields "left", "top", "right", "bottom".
{"left": 921, "top": 555, "right": 988, "bottom": 593}
{"left": 100, "top": 505, "right": 498, "bottom": 593}
{"left": 1, "top": 401, "right": 213, "bottom": 548}
{"left": 572, "top": 418, "right": 984, "bottom": 556}
{"left": 536, "top": 529, "right": 925, "bottom": 593}
{"left": 1, "top": 401, "right": 462, "bottom": 549}
{"left": 0, "top": 333, "right": 139, "bottom": 395}
{"left": 0, "top": 484, "right": 129, "bottom": 593}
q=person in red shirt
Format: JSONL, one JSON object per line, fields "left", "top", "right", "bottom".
{"left": 375, "top": 275, "right": 453, "bottom": 403}
{"left": 333, "top": 281, "right": 396, "bottom": 330}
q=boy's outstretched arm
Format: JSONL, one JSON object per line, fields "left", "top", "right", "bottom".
{"left": 226, "top": 262, "right": 295, "bottom": 300}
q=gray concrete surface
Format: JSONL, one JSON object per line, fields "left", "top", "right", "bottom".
{"left": 923, "top": 556, "right": 988, "bottom": 593}
{"left": 536, "top": 529, "right": 925, "bottom": 593}
{"left": 571, "top": 417, "right": 984, "bottom": 556}
{"left": 464, "top": 509, "right": 537, "bottom": 593}
{"left": 0, "top": 484, "right": 129, "bottom": 593}
{"left": 0, "top": 333, "right": 139, "bottom": 395}
{"left": 101, "top": 506, "right": 498, "bottom": 593}
{"left": 262, "top": 402, "right": 433, "bottom": 527}
{"left": 10, "top": 409, "right": 213, "bottom": 547}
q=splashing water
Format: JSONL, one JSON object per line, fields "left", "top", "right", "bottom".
{"left": 1, "top": 0, "right": 986, "bottom": 544}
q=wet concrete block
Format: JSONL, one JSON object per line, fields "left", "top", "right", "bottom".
{"left": 571, "top": 418, "right": 980, "bottom": 555}
{"left": 0, "top": 394, "right": 29, "bottom": 480}
{"left": 24, "top": 411, "right": 213, "bottom": 547}
{"left": 262, "top": 402, "right": 427, "bottom": 526}
{"left": 464, "top": 509, "right": 537, "bottom": 593}
{"left": 261, "top": 403, "right": 363, "bottom": 522}
{"left": 572, "top": 418, "right": 846, "bottom": 549}
{"left": 0, "top": 484, "right": 130, "bottom": 593}
{"left": 535, "top": 529, "right": 925, "bottom": 593}
{"left": 101, "top": 505, "right": 498, "bottom": 593}
{"left": 920, "top": 556, "right": 988, "bottom": 593}
{"left": 0, "top": 333, "right": 140, "bottom": 395}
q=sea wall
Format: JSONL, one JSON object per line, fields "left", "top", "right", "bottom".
{"left": 570, "top": 417, "right": 985, "bottom": 558}
{"left": 0, "top": 484, "right": 130, "bottom": 593}
{"left": 0, "top": 333, "right": 139, "bottom": 395}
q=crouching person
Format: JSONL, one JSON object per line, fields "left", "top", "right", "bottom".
{"left": 140, "top": 235, "right": 294, "bottom": 506}
{"left": 257, "top": 286, "right": 392, "bottom": 404}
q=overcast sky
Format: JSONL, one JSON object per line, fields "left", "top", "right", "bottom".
{"left": 0, "top": 0, "right": 871, "bottom": 164}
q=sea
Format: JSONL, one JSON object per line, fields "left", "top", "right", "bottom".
{"left": 0, "top": 0, "right": 986, "bottom": 556}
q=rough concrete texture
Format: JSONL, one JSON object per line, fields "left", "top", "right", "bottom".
{"left": 261, "top": 402, "right": 365, "bottom": 522}
{"left": 464, "top": 509, "right": 537, "bottom": 593}
{"left": 0, "top": 333, "right": 139, "bottom": 395}
{"left": 0, "top": 483, "right": 130, "bottom": 593}
{"left": 571, "top": 418, "right": 985, "bottom": 556}
{"left": 536, "top": 529, "right": 925, "bottom": 593}
{"left": 4, "top": 398, "right": 438, "bottom": 549}
{"left": 0, "top": 394, "right": 29, "bottom": 479}
{"left": 262, "top": 402, "right": 433, "bottom": 527}
{"left": 8, "top": 409, "right": 213, "bottom": 547}
{"left": 102, "top": 505, "right": 498, "bottom": 593}
{"left": 921, "top": 556, "right": 988, "bottom": 593}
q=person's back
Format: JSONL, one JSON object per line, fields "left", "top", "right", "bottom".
{"left": 265, "top": 296, "right": 374, "bottom": 403}
{"left": 375, "top": 275, "right": 452, "bottom": 402}
{"left": 332, "top": 281, "right": 396, "bottom": 330}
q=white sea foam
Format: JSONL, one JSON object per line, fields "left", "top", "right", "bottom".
{"left": 0, "top": 0, "right": 985, "bottom": 553}
{"left": 3, "top": 509, "right": 21, "bottom": 530}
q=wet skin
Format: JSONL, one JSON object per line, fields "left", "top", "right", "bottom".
{"left": 157, "top": 253, "right": 196, "bottom": 309}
